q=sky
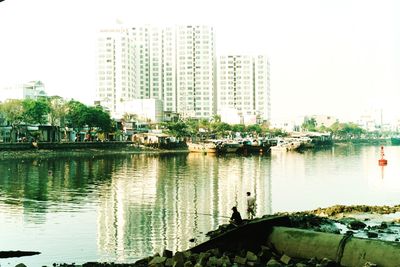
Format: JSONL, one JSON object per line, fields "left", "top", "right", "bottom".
{"left": 0, "top": 0, "right": 399, "bottom": 123}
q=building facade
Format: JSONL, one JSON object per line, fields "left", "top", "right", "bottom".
{"left": 96, "top": 28, "right": 136, "bottom": 117}
{"left": 121, "top": 99, "right": 163, "bottom": 123}
{"left": 0, "top": 81, "right": 47, "bottom": 102}
{"left": 176, "top": 25, "right": 216, "bottom": 119}
{"left": 217, "top": 55, "right": 270, "bottom": 125}
{"left": 96, "top": 25, "right": 272, "bottom": 124}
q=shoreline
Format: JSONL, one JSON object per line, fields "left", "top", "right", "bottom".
{"left": 0, "top": 145, "right": 189, "bottom": 160}
{"left": 4, "top": 204, "right": 400, "bottom": 267}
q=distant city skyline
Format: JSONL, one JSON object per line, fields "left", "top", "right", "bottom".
{"left": 0, "top": 0, "right": 399, "bottom": 123}
{"left": 95, "top": 25, "right": 270, "bottom": 123}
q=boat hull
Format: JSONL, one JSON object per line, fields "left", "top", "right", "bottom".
{"left": 391, "top": 137, "right": 400, "bottom": 145}
{"left": 187, "top": 142, "right": 218, "bottom": 153}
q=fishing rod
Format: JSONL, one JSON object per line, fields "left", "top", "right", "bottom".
{"left": 149, "top": 207, "right": 231, "bottom": 219}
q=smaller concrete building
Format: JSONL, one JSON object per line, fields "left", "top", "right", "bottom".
{"left": 120, "top": 99, "right": 164, "bottom": 123}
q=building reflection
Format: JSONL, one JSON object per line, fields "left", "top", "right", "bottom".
{"left": 0, "top": 153, "right": 273, "bottom": 262}
{"left": 0, "top": 155, "right": 119, "bottom": 222}
{"left": 96, "top": 153, "right": 273, "bottom": 261}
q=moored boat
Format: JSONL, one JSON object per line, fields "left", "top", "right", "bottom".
{"left": 187, "top": 141, "right": 218, "bottom": 154}
{"left": 270, "top": 138, "right": 301, "bottom": 152}
{"left": 221, "top": 141, "right": 243, "bottom": 153}
{"left": 237, "top": 138, "right": 275, "bottom": 154}
{"left": 391, "top": 137, "right": 400, "bottom": 145}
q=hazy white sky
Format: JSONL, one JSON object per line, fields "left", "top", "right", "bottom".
{"left": 0, "top": 0, "right": 399, "bottom": 123}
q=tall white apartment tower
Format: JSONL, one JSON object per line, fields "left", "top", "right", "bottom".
{"left": 162, "top": 27, "right": 177, "bottom": 112}
{"left": 97, "top": 27, "right": 164, "bottom": 118}
{"left": 218, "top": 55, "right": 270, "bottom": 124}
{"left": 128, "top": 26, "right": 163, "bottom": 100}
{"left": 96, "top": 28, "right": 136, "bottom": 117}
{"left": 176, "top": 25, "right": 216, "bottom": 119}
{"left": 255, "top": 55, "right": 271, "bottom": 122}
{"left": 97, "top": 25, "right": 216, "bottom": 120}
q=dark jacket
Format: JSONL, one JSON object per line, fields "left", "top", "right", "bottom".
{"left": 230, "top": 210, "right": 243, "bottom": 225}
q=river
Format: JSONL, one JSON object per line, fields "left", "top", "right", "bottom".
{"left": 1, "top": 145, "right": 400, "bottom": 266}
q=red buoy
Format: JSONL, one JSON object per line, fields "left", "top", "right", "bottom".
{"left": 378, "top": 146, "right": 388, "bottom": 166}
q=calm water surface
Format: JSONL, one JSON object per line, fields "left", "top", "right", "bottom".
{"left": 1, "top": 145, "right": 400, "bottom": 266}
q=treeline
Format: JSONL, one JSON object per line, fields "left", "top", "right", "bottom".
{"left": 161, "top": 115, "right": 282, "bottom": 139}
{"left": 301, "top": 118, "right": 396, "bottom": 140}
{"left": 0, "top": 97, "right": 112, "bottom": 142}
{"left": 1, "top": 97, "right": 394, "bottom": 143}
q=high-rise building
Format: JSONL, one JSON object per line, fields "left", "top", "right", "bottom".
{"left": 97, "top": 25, "right": 216, "bottom": 120}
{"left": 96, "top": 28, "right": 136, "bottom": 117}
{"left": 97, "top": 26, "right": 166, "bottom": 119}
{"left": 176, "top": 25, "right": 216, "bottom": 119}
{"left": 96, "top": 25, "right": 272, "bottom": 123}
{"left": 217, "top": 55, "right": 270, "bottom": 124}
{"left": 162, "top": 27, "right": 177, "bottom": 113}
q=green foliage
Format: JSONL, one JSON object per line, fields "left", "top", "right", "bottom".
{"left": 198, "top": 118, "right": 211, "bottom": 132}
{"left": 231, "top": 124, "right": 246, "bottom": 133}
{"left": 22, "top": 98, "right": 50, "bottom": 124}
{"left": 0, "top": 99, "right": 24, "bottom": 126}
{"left": 84, "top": 106, "right": 112, "bottom": 132}
{"left": 329, "top": 121, "right": 365, "bottom": 139}
{"left": 162, "top": 121, "right": 189, "bottom": 137}
{"left": 212, "top": 122, "right": 231, "bottom": 137}
{"left": 247, "top": 124, "right": 263, "bottom": 134}
{"left": 48, "top": 96, "right": 68, "bottom": 127}
{"left": 185, "top": 119, "right": 200, "bottom": 136}
{"left": 302, "top": 117, "right": 317, "bottom": 131}
{"left": 65, "top": 100, "right": 88, "bottom": 128}
{"left": 65, "top": 100, "right": 112, "bottom": 132}
{"left": 269, "top": 128, "right": 288, "bottom": 137}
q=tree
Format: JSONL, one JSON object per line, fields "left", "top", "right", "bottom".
{"left": 65, "top": 100, "right": 113, "bottom": 139}
{"left": 163, "top": 121, "right": 189, "bottom": 138}
{"left": 65, "top": 100, "right": 89, "bottom": 129}
{"left": 213, "top": 122, "right": 231, "bottom": 138}
{"left": 231, "top": 124, "right": 246, "bottom": 135}
{"left": 185, "top": 119, "right": 200, "bottom": 137}
{"left": 211, "top": 114, "right": 221, "bottom": 123}
{"left": 0, "top": 99, "right": 24, "bottom": 142}
{"left": 22, "top": 98, "right": 50, "bottom": 125}
{"left": 302, "top": 117, "right": 317, "bottom": 132}
{"left": 48, "top": 96, "right": 69, "bottom": 142}
{"left": 198, "top": 118, "right": 211, "bottom": 134}
{"left": 247, "top": 124, "right": 263, "bottom": 135}
{"left": 269, "top": 128, "right": 288, "bottom": 137}
{"left": 84, "top": 106, "right": 112, "bottom": 133}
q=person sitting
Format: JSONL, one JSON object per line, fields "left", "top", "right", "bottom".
{"left": 229, "top": 206, "right": 243, "bottom": 226}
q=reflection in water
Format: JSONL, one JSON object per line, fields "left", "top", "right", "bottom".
{"left": 2, "top": 146, "right": 400, "bottom": 265}
{"left": 96, "top": 153, "right": 272, "bottom": 262}
{"left": 0, "top": 153, "right": 273, "bottom": 265}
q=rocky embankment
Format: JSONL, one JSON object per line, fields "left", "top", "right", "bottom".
{"left": 8, "top": 205, "right": 400, "bottom": 267}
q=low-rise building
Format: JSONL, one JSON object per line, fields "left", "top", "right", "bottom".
{"left": 120, "top": 99, "right": 164, "bottom": 123}
{"left": 0, "top": 81, "right": 47, "bottom": 101}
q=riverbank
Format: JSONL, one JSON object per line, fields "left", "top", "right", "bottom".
{"left": 0, "top": 143, "right": 189, "bottom": 160}
{"left": 6, "top": 204, "right": 400, "bottom": 267}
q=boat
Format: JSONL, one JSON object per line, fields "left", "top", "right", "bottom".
{"left": 187, "top": 141, "right": 218, "bottom": 154}
{"left": 221, "top": 140, "right": 243, "bottom": 153}
{"left": 270, "top": 138, "right": 301, "bottom": 152}
{"left": 391, "top": 137, "right": 400, "bottom": 145}
{"left": 238, "top": 138, "right": 275, "bottom": 154}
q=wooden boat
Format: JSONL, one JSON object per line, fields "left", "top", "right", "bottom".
{"left": 270, "top": 138, "right": 301, "bottom": 152}
{"left": 187, "top": 141, "right": 218, "bottom": 154}
{"left": 237, "top": 138, "right": 275, "bottom": 154}
{"left": 221, "top": 141, "right": 242, "bottom": 153}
